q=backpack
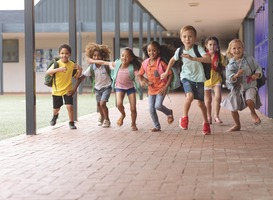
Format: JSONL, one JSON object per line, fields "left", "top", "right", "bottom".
{"left": 178, "top": 44, "right": 211, "bottom": 80}
{"left": 44, "top": 57, "right": 77, "bottom": 87}
{"left": 245, "top": 56, "right": 266, "bottom": 89}
{"left": 142, "top": 57, "right": 181, "bottom": 91}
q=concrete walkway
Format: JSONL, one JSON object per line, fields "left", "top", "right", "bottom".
{"left": 1, "top": 91, "right": 273, "bottom": 200}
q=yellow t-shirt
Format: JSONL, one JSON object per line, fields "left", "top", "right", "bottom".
{"left": 51, "top": 60, "right": 76, "bottom": 96}
{"left": 204, "top": 54, "right": 227, "bottom": 87}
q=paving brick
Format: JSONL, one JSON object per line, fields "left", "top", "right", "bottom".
{"left": 1, "top": 91, "right": 273, "bottom": 199}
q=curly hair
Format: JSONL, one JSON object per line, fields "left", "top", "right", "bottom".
{"left": 85, "top": 42, "right": 111, "bottom": 61}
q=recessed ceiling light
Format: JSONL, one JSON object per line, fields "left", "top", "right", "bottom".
{"left": 194, "top": 19, "right": 202, "bottom": 23}
{"left": 188, "top": 2, "right": 199, "bottom": 7}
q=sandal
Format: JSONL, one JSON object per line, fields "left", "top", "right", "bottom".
{"left": 117, "top": 115, "right": 125, "bottom": 126}
{"left": 131, "top": 125, "right": 138, "bottom": 131}
{"left": 150, "top": 128, "right": 161, "bottom": 132}
{"left": 167, "top": 110, "right": 174, "bottom": 124}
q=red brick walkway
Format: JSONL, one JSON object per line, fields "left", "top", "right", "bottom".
{"left": 1, "top": 91, "right": 273, "bottom": 200}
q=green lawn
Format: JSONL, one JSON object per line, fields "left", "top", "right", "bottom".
{"left": 0, "top": 93, "right": 127, "bottom": 140}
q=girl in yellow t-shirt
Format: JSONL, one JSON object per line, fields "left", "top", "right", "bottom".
{"left": 204, "top": 36, "right": 227, "bottom": 124}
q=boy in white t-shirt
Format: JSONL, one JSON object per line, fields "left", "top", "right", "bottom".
{"left": 70, "top": 42, "right": 112, "bottom": 128}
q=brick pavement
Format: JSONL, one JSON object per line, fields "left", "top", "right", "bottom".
{"left": 1, "top": 91, "right": 273, "bottom": 200}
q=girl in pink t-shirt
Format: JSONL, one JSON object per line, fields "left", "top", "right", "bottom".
{"left": 87, "top": 47, "right": 142, "bottom": 131}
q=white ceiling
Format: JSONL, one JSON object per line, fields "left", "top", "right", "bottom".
{"left": 138, "top": 0, "right": 253, "bottom": 45}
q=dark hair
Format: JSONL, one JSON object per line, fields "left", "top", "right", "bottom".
{"left": 205, "top": 36, "right": 224, "bottom": 71}
{"left": 58, "top": 44, "right": 72, "bottom": 54}
{"left": 123, "top": 47, "right": 142, "bottom": 70}
{"left": 142, "top": 41, "right": 173, "bottom": 62}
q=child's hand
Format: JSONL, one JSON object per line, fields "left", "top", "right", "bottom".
{"left": 67, "top": 89, "right": 75, "bottom": 96}
{"left": 237, "top": 69, "right": 244, "bottom": 76}
{"left": 160, "top": 72, "right": 168, "bottom": 80}
{"left": 182, "top": 53, "right": 192, "bottom": 60}
{"left": 159, "top": 87, "right": 167, "bottom": 96}
{"left": 59, "top": 67, "right": 67, "bottom": 72}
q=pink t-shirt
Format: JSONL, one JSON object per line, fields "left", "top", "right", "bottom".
{"left": 115, "top": 67, "right": 136, "bottom": 89}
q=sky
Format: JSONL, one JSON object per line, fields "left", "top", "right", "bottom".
{"left": 0, "top": 0, "right": 41, "bottom": 10}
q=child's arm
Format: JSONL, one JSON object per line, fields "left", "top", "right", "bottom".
{"left": 86, "top": 58, "right": 115, "bottom": 69}
{"left": 46, "top": 64, "right": 66, "bottom": 75}
{"left": 159, "top": 73, "right": 173, "bottom": 96}
{"left": 160, "top": 57, "right": 176, "bottom": 80}
{"left": 183, "top": 53, "right": 211, "bottom": 63}
{"left": 67, "top": 75, "right": 85, "bottom": 96}
{"left": 137, "top": 74, "right": 149, "bottom": 87}
{"left": 73, "top": 63, "right": 83, "bottom": 79}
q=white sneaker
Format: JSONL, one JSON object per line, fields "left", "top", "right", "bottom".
{"left": 97, "top": 116, "right": 103, "bottom": 126}
{"left": 102, "top": 120, "right": 111, "bottom": 128}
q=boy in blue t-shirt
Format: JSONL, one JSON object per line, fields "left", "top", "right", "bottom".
{"left": 161, "top": 25, "right": 212, "bottom": 135}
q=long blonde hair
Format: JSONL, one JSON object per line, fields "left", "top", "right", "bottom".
{"left": 225, "top": 39, "right": 244, "bottom": 60}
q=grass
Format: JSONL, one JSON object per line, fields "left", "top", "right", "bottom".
{"left": 0, "top": 92, "right": 128, "bottom": 140}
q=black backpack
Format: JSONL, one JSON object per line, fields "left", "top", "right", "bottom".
{"left": 178, "top": 44, "right": 211, "bottom": 80}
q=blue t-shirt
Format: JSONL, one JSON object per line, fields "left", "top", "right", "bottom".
{"left": 174, "top": 45, "right": 206, "bottom": 82}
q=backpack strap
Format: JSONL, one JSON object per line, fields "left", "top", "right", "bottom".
{"left": 193, "top": 44, "right": 201, "bottom": 57}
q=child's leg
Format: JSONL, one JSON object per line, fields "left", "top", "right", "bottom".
{"left": 99, "top": 101, "right": 109, "bottom": 121}
{"left": 64, "top": 95, "right": 76, "bottom": 129}
{"left": 149, "top": 95, "right": 160, "bottom": 130}
{"left": 214, "top": 85, "right": 223, "bottom": 123}
{"left": 50, "top": 95, "right": 62, "bottom": 126}
{"left": 66, "top": 104, "right": 74, "bottom": 122}
{"left": 246, "top": 99, "right": 260, "bottom": 124}
{"left": 197, "top": 100, "right": 209, "bottom": 123}
{"left": 245, "top": 88, "right": 261, "bottom": 125}
{"left": 204, "top": 89, "right": 212, "bottom": 123}
{"left": 227, "top": 111, "right": 241, "bottom": 131}
{"left": 116, "top": 91, "right": 126, "bottom": 126}
{"left": 154, "top": 94, "right": 173, "bottom": 125}
{"left": 99, "top": 87, "right": 112, "bottom": 122}
{"left": 184, "top": 92, "right": 194, "bottom": 117}
{"left": 128, "top": 92, "right": 137, "bottom": 130}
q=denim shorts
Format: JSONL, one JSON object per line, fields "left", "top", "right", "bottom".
{"left": 115, "top": 87, "right": 136, "bottom": 96}
{"left": 94, "top": 86, "right": 112, "bottom": 102}
{"left": 181, "top": 78, "right": 204, "bottom": 101}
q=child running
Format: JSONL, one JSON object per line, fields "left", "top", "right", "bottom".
{"left": 138, "top": 41, "right": 174, "bottom": 132}
{"left": 204, "top": 36, "right": 227, "bottom": 124}
{"left": 87, "top": 47, "right": 142, "bottom": 131}
{"left": 46, "top": 44, "right": 82, "bottom": 129}
{"left": 221, "top": 39, "right": 262, "bottom": 131}
{"left": 70, "top": 42, "right": 112, "bottom": 128}
{"left": 161, "top": 25, "right": 212, "bottom": 135}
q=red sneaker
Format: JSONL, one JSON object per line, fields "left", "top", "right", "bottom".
{"left": 179, "top": 116, "right": 188, "bottom": 130}
{"left": 203, "top": 122, "right": 211, "bottom": 135}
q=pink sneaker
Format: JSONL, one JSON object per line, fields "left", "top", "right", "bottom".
{"left": 179, "top": 116, "right": 188, "bottom": 130}
{"left": 203, "top": 122, "right": 211, "bottom": 135}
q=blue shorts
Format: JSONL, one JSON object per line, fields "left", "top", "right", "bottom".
{"left": 115, "top": 87, "right": 136, "bottom": 96}
{"left": 181, "top": 78, "right": 204, "bottom": 101}
{"left": 94, "top": 86, "right": 112, "bottom": 102}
